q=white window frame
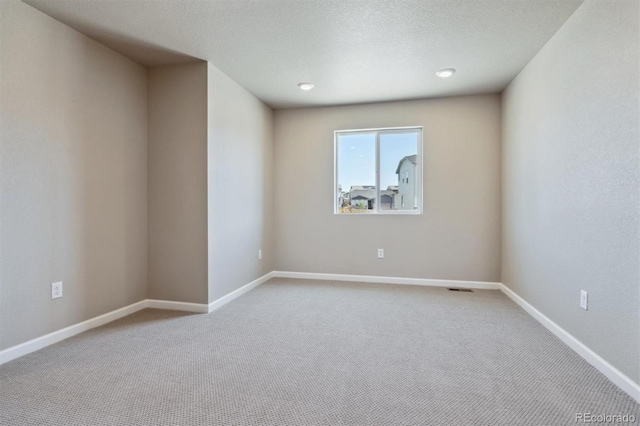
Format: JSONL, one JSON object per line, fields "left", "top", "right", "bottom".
{"left": 334, "top": 126, "right": 423, "bottom": 215}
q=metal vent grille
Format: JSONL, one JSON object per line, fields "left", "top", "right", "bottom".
{"left": 447, "top": 288, "right": 473, "bottom": 292}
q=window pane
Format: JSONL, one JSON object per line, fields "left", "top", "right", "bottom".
{"left": 379, "top": 131, "right": 419, "bottom": 210}
{"left": 336, "top": 132, "right": 376, "bottom": 213}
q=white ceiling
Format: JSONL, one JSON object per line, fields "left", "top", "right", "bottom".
{"left": 24, "top": 0, "right": 583, "bottom": 109}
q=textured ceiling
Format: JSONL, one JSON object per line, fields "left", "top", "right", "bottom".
{"left": 23, "top": 0, "right": 583, "bottom": 109}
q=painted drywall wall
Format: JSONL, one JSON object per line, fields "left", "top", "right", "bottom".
{"left": 502, "top": 0, "right": 639, "bottom": 383}
{"left": 274, "top": 95, "right": 501, "bottom": 282}
{"left": 207, "top": 64, "right": 274, "bottom": 302}
{"left": 148, "top": 63, "right": 209, "bottom": 304}
{"left": 0, "top": 1, "right": 148, "bottom": 350}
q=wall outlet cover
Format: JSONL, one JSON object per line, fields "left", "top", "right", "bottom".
{"left": 580, "top": 290, "right": 588, "bottom": 310}
{"left": 52, "top": 282, "right": 63, "bottom": 300}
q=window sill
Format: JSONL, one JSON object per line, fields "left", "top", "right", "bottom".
{"left": 334, "top": 210, "right": 422, "bottom": 215}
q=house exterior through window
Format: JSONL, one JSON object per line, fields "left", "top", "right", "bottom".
{"left": 335, "top": 127, "right": 422, "bottom": 214}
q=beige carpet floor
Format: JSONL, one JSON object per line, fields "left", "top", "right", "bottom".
{"left": 1, "top": 278, "right": 638, "bottom": 425}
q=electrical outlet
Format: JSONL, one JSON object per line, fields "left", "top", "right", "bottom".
{"left": 52, "top": 282, "right": 63, "bottom": 300}
{"left": 377, "top": 248, "right": 384, "bottom": 259}
{"left": 258, "top": 249, "right": 262, "bottom": 260}
{"left": 580, "top": 290, "right": 588, "bottom": 310}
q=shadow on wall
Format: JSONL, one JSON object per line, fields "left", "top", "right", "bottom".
{"left": 24, "top": 2, "right": 203, "bottom": 67}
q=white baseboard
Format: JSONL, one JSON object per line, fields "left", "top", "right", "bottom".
{"left": 500, "top": 284, "right": 640, "bottom": 404}
{"left": 273, "top": 271, "right": 501, "bottom": 290}
{"left": 0, "top": 272, "right": 275, "bottom": 366}
{"left": 208, "top": 271, "right": 274, "bottom": 313}
{"left": 146, "top": 299, "right": 209, "bottom": 313}
{"left": 0, "top": 300, "right": 147, "bottom": 365}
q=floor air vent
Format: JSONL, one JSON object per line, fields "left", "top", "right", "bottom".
{"left": 447, "top": 288, "right": 473, "bottom": 292}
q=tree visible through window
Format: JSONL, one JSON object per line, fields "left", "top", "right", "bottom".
{"left": 335, "top": 127, "right": 422, "bottom": 214}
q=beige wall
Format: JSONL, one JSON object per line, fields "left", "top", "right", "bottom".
{"left": 208, "top": 64, "right": 274, "bottom": 302}
{"left": 0, "top": 1, "right": 148, "bottom": 350}
{"left": 148, "top": 63, "right": 209, "bottom": 304}
{"left": 502, "top": 0, "right": 639, "bottom": 383}
{"left": 274, "top": 95, "right": 501, "bottom": 282}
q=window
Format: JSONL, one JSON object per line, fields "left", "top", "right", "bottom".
{"left": 335, "top": 127, "right": 422, "bottom": 214}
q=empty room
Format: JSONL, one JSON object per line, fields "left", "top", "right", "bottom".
{"left": 0, "top": 0, "right": 638, "bottom": 424}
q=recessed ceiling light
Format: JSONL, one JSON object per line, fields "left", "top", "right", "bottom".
{"left": 436, "top": 68, "right": 456, "bottom": 78}
{"left": 298, "top": 82, "right": 314, "bottom": 91}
